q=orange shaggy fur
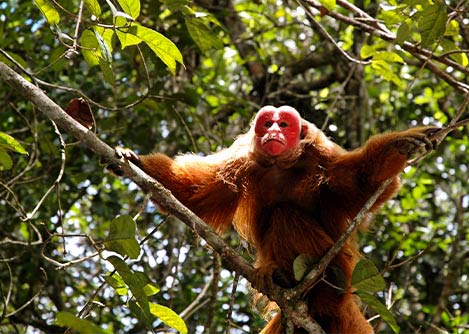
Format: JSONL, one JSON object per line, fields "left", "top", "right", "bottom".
{"left": 123, "top": 116, "right": 435, "bottom": 333}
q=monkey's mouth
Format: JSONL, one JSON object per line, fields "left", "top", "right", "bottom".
{"left": 262, "top": 134, "right": 286, "bottom": 146}
{"left": 264, "top": 138, "right": 284, "bottom": 145}
{"left": 262, "top": 137, "right": 288, "bottom": 156}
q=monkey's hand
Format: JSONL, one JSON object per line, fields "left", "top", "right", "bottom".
{"left": 105, "top": 146, "right": 142, "bottom": 176}
{"left": 253, "top": 264, "right": 296, "bottom": 291}
{"left": 392, "top": 126, "right": 440, "bottom": 157}
{"left": 252, "top": 265, "right": 275, "bottom": 292}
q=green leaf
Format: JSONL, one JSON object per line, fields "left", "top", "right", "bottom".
{"left": 318, "top": 0, "right": 336, "bottom": 11}
{"left": 373, "top": 51, "right": 404, "bottom": 64}
{"left": 80, "top": 29, "right": 100, "bottom": 67}
{"left": 293, "top": 254, "right": 319, "bottom": 281}
{"left": 103, "top": 273, "right": 128, "bottom": 296}
{"left": 99, "top": 55, "right": 115, "bottom": 85}
{"left": 94, "top": 27, "right": 115, "bottom": 52}
{"left": 440, "top": 38, "right": 469, "bottom": 67}
{"left": 150, "top": 303, "right": 188, "bottom": 334}
{"left": 106, "top": 256, "right": 150, "bottom": 316}
{"left": 444, "top": 20, "right": 459, "bottom": 37}
{"left": 133, "top": 24, "right": 184, "bottom": 74}
{"left": 117, "top": 0, "right": 141, "bottom": 19}
{"left": 328, "top": 265, "right": 347, "bottom": 291}
{"left": 358, "top": 292, "right": 400, "bottom": 333}
{"left": 185, "top": 17, "right": 223, "bottom": 53}
{"left": 0, "top": 51, "right": 28, "bottom": 69}
{"left": 129, "top": 300, "right": 153, "bottom": 328}
{"left": 104, "top": 215, "right": 140, "bottom": 259}
{"left": 143, "top": 282, "right": 160, "bottom": 296}
{"left": 351, "top": 259, "right": 386, "bottom": 293}
{"left": 371, "top": 60, "right": 404, "bottom": 88}
{"left": 56, "top": 312, "right": 104, "bottom": 334}
{"left": 417, "top": 0, "right": 447, "bottom": 47}
{"left": 0, "top": 149, "right": 13, "bottom": 170}
{"left": 33, "top": 0, "right": 60, "bottom": 25}
{"left": 360, "top": 44, "right": 375, "bottom": 59}
{"left": 161, "top": 0, "right": 190, "bottom": 12}
{"left": 84, "top": 0, "right": 101, "bottom": 17}
{"left": 396, "top": 20, "right": 412, "bottom": 45}
{"left": 380, "top": 8, "right": 406, "bottom": 26}
{"left": 115, "top": 17, "right": 142, "bottom": 48}
{"left": 94, "top": 30, "right": 112, "bottom": 63}
{"left": 0, "top": 132, "right": 28, "bottom": 155}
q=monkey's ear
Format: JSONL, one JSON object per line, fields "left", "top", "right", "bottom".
{"left": 300, "top": 123, "right": 309, "bottom": 139}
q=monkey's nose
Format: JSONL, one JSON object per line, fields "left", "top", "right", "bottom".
{"left": 269, "top": 123, "right": 281, "bottom": 131}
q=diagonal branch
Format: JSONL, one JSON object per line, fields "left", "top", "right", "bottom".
{"left": 0, "top": 61, "right": 322, "bottom": 332}
{"left": 0, "top": 61, "right": 254, "bottom": 283}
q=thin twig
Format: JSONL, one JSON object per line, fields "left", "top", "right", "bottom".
{"left": 298, "top": 0, "right": 371, "bottom": 65}
{"left": 293, "top": 178, "right": 394, "bottom": 300}
{"left": 22, "top": 121, "right": 66, "bottom": 222}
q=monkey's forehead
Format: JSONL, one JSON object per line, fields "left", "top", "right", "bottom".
{"left": 256, "top": 105, "right": 301, "bottom": 119}
{"left": 258, "top": 105, "right": 299, "bottom": 114}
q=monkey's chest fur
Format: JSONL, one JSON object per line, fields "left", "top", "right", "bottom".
{"left": 238, "top": 163, "right": 330, "bottom": 271}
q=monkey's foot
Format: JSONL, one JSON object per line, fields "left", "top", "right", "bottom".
{"left": 105, "top": 146, "right": 142, "bottom": 176}
{"left": 393, "top": 126, "right": 440, "bottom": 157}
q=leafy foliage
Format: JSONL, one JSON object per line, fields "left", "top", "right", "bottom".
{"left": 1, "top": 0, "right": 468, "bottom": 333}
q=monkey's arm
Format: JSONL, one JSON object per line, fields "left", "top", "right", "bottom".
{"left": 326, "top": 127, "right": 439, "bottom": 215}
{"left": 112, "top": 148, "right": 241, "bottom": 233}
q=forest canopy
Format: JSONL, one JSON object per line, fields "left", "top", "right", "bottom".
{"left": 0, "top": 0, "right": 468, "bottom": 333}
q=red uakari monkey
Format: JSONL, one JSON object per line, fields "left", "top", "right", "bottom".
{"left": 110, "top": 106, "right": 439, "bottom": 333}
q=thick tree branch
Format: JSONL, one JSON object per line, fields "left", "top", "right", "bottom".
{"left": 0, "top": 61, "right": 322, "bottom": 332}
{"left": 0, "top": 61, "right": 254, "bottom": 278}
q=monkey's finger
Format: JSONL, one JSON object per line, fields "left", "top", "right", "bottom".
{"left": 106, "top": 163, "right": 124, "bottom": 176}
{"left": 115, "top": 146, "right": 142, "bottom": 166}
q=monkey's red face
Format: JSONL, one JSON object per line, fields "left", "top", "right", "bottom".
{"left": 254, "top": 106, "right": 302, "bottom": 157}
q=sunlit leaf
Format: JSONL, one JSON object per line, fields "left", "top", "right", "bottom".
{"left": 104, "top": 273, "right": 128, "bottom": 296}
{"left": 115, "top": 17, "right": 142, "bottom": 48}
{"left": 360, "top": 44, "right": 375, "bottom": 59}
{"left": 85, "top": 0, "right": 101, "bottom": 17}
{"left": 133, "top": 24, "right": 184, "bottom": 74}
{"left": 143, "top": 282, "right": 160, "bottom": 296}
{"left": 444, "top": 20, "right": 459, "bottom": 37}
{"left": 117, "top": 0, "right": 141, "bottom": 19}
{"left": 93, "top": 27, "right": 115, "bottom": 52}
{"left": 371, "top": 60, "right": 404, "bottom": 87}
{"left": 33, "top": 0, "right": 60, "bottom": 25}
{"left": 0, "top": 132, "right": 27, "bottom": 155}
{"left": 380, "top": 8, "right": 405, "bottom": 26}
{"left": 318, "top": 0, "right": 336, "bottom": 11}
{"left": 150, "top": 303, "right": 188, "bottom": 334}
{"left": 80, "top": 29, "right": 100, "bottom": 67}
{"left": 373, "top": 51, "right": 404, "bottom": 63}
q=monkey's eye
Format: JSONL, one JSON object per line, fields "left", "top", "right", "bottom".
{"left": 279, "top": 122, "right": 288, "bottom": 128}
{"left": 264, "top": 121, "right": 273, "bottom": 128}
